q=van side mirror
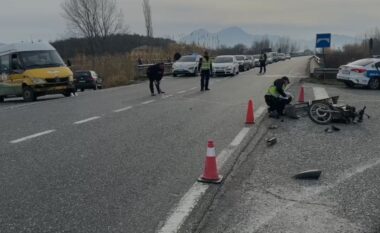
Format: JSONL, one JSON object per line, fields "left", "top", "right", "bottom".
{"left": 67, "top": 60, "right": 72, "bottom": 67}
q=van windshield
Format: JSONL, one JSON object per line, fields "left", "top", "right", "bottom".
{"left": 19, "top": 50, "right": 65, "bottom": 69}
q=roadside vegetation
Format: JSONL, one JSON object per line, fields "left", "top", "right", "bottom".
{"left": 323, "top": 29, "right": 380, "bottom": 68}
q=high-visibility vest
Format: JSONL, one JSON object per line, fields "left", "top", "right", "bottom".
{"left": 266, "top": 85, "right": 280, "bottom": 97}
{"left": 201, "top": 58, "right": 211, "bottom": 70}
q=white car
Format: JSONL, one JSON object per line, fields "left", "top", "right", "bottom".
{"left": 253, "top": 55, "right": 261, "bottom": 67}
{"left": 172, "top": 55, "right": 202, "bottom": 77}
{"left": 266, "top": 52, "right": 274, "bottom": 64}
{"left": 337, "top": 58, "right": 380, "bottom": 89}
{"left": 213, "top": 55, "right": 239, "bottom": 77}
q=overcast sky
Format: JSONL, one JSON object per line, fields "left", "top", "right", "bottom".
{"left": 1, "top": 0, "right": 379, "bottom": 43}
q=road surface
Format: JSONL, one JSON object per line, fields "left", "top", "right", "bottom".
{"left": 0, "top": 57, "right": 310, "bottom": 233}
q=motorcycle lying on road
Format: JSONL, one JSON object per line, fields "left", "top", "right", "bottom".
{"left": 307, "top": 96, "right": 369, "bottom": 124}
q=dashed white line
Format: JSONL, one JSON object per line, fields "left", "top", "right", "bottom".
{"left": 141, "top": 100, "right": 156, "bottom": 105}
{"left": 158, "top": 106, "right": 266, "bottom": 233}
{"left": 113, "top": 106, "right": 133, "bottom": 113}
{"left": 177, "top": 90, "right": 187, "bottom": 94}
{"left": 10, "top": 130, "right": 56, "bottom": 144}
{"left": 162, "top": 94, "right": 174, "bottom": 99}
{"left": 74, "top": 116, "right": 101, "bottom": 125}
{"left": 313, "top": 87, "right": 329, "bottom": 100}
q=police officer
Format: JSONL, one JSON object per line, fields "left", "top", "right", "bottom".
{"left": 147, "top": 63, "right": 165, "bottom": 96}
{"left": 259, "top": 51, "right": 267, "bottom": 74}
{"left": 198, "top": 51, "right": 213, "bottom": 91}
{"left": 265, "top": 76, "right": 291, "bottom": 117}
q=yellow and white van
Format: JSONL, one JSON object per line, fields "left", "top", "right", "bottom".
{"left": 0, "top": 42, "right": 74, "bottom": 102}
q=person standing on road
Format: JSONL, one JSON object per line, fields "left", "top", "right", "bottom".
{"left": 147, "top": 63, "right": 165, "bottom": 96}
{"left": 264, "top": 76, "right": 292, "bottom": 117}
{"left": 259, "top": 51, "right": 267, "bottom": 74}
{"left": 173, "top": 52, "right": 181, "bottom": 62}
{"left": 198, "top": 51, "right": 213, "bottom": 91}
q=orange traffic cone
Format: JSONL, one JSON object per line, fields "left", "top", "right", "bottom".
{"left": 298, "top": 85, "right": 305, "bottom": 103}
{"left": 246, "top": 99, "right": 255, "bottom": 124}
{"left": 198, "top": 140, "right": 223, "bottom": 184}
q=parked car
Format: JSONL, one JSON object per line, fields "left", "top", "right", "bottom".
{"left": 253, "top": 55, "right": 261, "bottom": 67}
{"left": 172, "top": 54, "right": 202, "bottom": 77}
{"left": 266, "top": 52, "right": 274, "bottom": 64}
{"left": 235, "top": 55, "right": 250, "bottom": 71}
{"left": 246, "top": 55, "right": 255, "bottom": 69}
{"left": 212, "top": 55, "right": 239, "bottom": 77}
{"left": 286, "top": 54, "right": 291, "bottom": 60}
{"left": 74, "top": 70, "right": 103, "bottom": 91}
{"left": 337, "top": 58, "right": 380, "bottom": 89}
{"left": 278, "top": 53, "right": 286, "bottom": 61}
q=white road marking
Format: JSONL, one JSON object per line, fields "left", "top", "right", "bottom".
{"left": 313, "top": 87, "right": 329, "bottom": 100}
{"left": 177, "top": 90, "right": 187, "bottom": 94}
{"left": 158, "top": 106, "right": 266, "bottom": 233}
{"left": 255, "top": 106, "right": 266, "bottom": 119}
{"left": 162, "top": 94, "right": 174, "bottom": 99}
{"left": 74, "top": 116, "right": 101, "bottom": 125}
{"left": 190, "top": 87, "right": 197, "bottom": 90}
{"left": 157, "top": 183, "right": 208, "bottom": 233}
{"left": 141, "top": 100, "right": 155, "bottom": 105}
{"left": 113, "top": 106, "right": 133, "bottom": 113}
{"left": 250, "top": 158, "right": 380, "bottom": 232}
{"left": 10, "top": 130, "right": 56, "bottom": 144}
{"left": 230, "top": 127, "right": 251, "bottom": 147}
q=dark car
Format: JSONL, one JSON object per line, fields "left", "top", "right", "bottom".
{"left": 74, "top": 70, "right": 103, "bottom": 91}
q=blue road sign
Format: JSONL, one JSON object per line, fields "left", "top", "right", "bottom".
{"left": 316, "top": 33, "right": 331, "bottom": 48}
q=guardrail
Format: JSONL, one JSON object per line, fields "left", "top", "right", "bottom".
{"left": 135, "top": 63, "right": 173, "bottom": 78}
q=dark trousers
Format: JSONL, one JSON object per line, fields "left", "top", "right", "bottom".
{"left": 149, "top": 78, "right": 161, "bottom": 94}
{"left": 200, "top": 70, "right": 210, "bottom": 90}
{"left": 259, "top": 61, "right": 266, "bottom": 73}
{"left": 265, "top": 95, "right": 292, "bottom": 114}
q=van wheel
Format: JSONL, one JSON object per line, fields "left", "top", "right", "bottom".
{"left": 0, "top": 96, "right": 4, "bottom": 103}
{"left": 63, "top": 91, "right": 72, "bottom": 97}
{"left": 368, "top": 78, "right": 380, "bottom": 90}
{"left": 22, "top": 87, "right": 36, "bottom": 102}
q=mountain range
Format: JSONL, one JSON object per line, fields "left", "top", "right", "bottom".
{"left": 180, "top": 26, "right": 361, "bottom": 51}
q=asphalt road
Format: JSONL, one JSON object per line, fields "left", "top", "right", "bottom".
{"left": 198, "top": 81, "right": 380, "bottom": 233}
{"left": 0, "top": 57, "right": 310, "bottom": 233}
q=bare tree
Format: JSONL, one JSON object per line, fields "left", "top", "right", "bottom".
{"left": 142, "top": 0, "right": 153, "bottom": 37}
{"left": 61, "top": 0, "right": 125, "bottom": 53}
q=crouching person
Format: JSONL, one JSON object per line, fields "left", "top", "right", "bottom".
{"left": 265, "top": 76, "right": 292, "bottom": 118}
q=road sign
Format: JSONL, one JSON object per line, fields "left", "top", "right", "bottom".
{"left": 316, "top": 33, "right": 331, "bottom": 48}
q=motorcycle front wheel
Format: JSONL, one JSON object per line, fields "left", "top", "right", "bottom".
{"left": 308, "top": 102, "right": 333, "bottom": 124}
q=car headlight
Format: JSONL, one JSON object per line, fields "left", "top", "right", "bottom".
{"left": 32, "top": 78, "right": 46, "bottom": 84}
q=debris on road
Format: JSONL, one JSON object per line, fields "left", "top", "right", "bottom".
{"left": 268, "top": 125, "right": 279, "bottom": 130}
{"left": 293, "top": 169, "right": 322, "bottom": 180}
{"left": 266, "top": 137, "right": 277, "bottom": 146}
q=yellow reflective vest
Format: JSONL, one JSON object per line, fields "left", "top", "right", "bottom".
{"left": 201, "top": 58, "right": 212, "bottom": 70}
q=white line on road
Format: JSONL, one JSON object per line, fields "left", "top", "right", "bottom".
{"left": 177, "top": 90, "right": 187, "bottom": 94}
{"left": 113, "top": 106, "right": 133, "bottom": 113}
{"left": 157, "top": 106, "right": 266, "bottom": 233}
{"left": 141, "top": 100, "right": 156, "bottom": 105}
{"left": 190, "top": 87, "right": 198, "bottom": 90}
{"left": 74, "top": 116, "right": 101, "bottom": 125}
{"left": 10, "top": 130, "right": 56, "bottom": 144}
{"left": 230, "top": 127, "right": 251, "bottom": 147}
{"left": 313, "top": 87, "right": 329, "bottom": 100}
{"left": 162, "top": 95, "right": 174, "bottom": 99}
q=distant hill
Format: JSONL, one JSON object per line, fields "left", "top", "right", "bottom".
{"left": 180, "top": 27, "right": 361, "bottom": 50}
{"left": 52, "top": 34, "right": 175, "bottom": 58}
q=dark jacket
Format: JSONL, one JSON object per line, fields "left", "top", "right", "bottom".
{"left": 260, "top": 53, "right": 267, "bottom": 63}
{"left": 147, "top": 64, "right": 164, "bottom": 80}
{"left": 273, "top": 78, "right": 287, "bottom": 97}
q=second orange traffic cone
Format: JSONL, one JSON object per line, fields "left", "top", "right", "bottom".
{"left": 298, "top": 85, "right": 305, "bottom": 103}
{"left": 246, "top": 99, "right": 255, "bottom": 124}
{"left": 198, "top": 140, "right": 223, "bottom": 184}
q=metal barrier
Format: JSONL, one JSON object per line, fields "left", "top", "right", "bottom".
{"left": 135, "top": 63, "right": 173, "bottom": 78}
{"left": 313, "top": 68, "right": 339, "bottom": 79}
